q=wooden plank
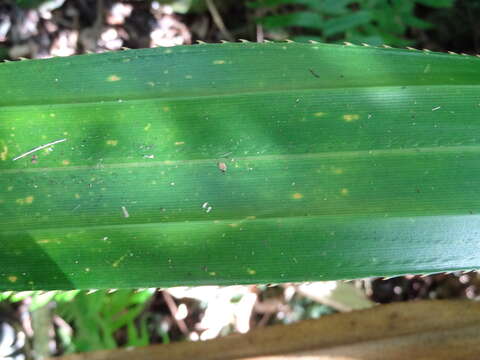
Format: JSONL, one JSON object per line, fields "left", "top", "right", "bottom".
{"left": 55, "top": 300, "right": 480, "bottom": 360}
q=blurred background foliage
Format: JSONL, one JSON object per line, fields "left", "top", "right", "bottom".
{"left": 1, "top": 0, "right": 480, "bottom": 359}
{"left": 249, "top": 0, "right": 454, "bottom": 46}
{"left": 2, "top": 0, "right": 480, "bottom": 59}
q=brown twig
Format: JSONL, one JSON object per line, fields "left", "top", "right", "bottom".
{"left": 162, "top": 291, "right": 189, "bottom": 335}
{"left": 205, "top": 0, "right": 234, "bottom": 41}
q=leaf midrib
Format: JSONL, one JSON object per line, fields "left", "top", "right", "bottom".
{"left": 2, "top": 144, "right": 480, "bottom": 174}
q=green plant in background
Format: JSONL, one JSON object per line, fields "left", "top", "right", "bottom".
{"left": 1, "top": 289, "right": 155, "bottom": 353}
{"left": 249, "top": 0, "right": 455, "bottom": 46}
{"left": 0, "top": 289, "right": 79, "bottom": 311}
{"left": 1, "top": 41, "right": 480, "bottom": 291}
{"left": 13, "top": 0, "right": 47, "bottom": 8}
{"left": 0, "top": 47, "right": 7, "bottom": 61}
{"left": 56, "top": 289, "right": 154, "bottom": 353}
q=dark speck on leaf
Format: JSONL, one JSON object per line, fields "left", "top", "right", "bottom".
{"left": 308, "top": 68, "right": 320, "bottom": 78}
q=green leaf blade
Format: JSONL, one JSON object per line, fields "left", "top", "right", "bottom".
{"left": 1, "top": 43, "right": 480, "bottom": 290}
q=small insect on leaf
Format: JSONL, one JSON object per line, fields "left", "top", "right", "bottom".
{"left": 218, "top": 162, "right": 227, "bottom": 173}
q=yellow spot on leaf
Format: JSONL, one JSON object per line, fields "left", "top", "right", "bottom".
{"left": 163, "top": 106, "right": 170, "bottom": 112}
{"left": 213, "top": 60, "right": 226, "bottom": 65}
{"left": 245, "top": 216, "right": 256, "bottom": 220}
{"left": 7, "top": 186, "right": 13, "bottom": 191}
{"left": 343, "top": 114, "right": 360, "bottom": 122}
{"left": 37, "top": 239, "right": 51, "bottom": 244}
{"left": 8, "top": 276, "right": 17, "bottom": 283}
{"left": 106, "top": 140, "right": 118, "bottom": 146}
{"left": 340, "top": 188, "right": 349, "bottom": 196}
{"left": 75, "top": 193, "right": 81, "bottom": 199}
{"left": 62, "top": 160, "right": 70, "bottom": 166}
{"left": 175, "top": 141, "right": 185, "bottom": 146}
{"left": 229, "top": 223, "right": 238, "bottom": 228}
{"left": 16, "top": 196, "right": 34, "bottom": 205}
{"left": 185, "top": 75, "right": 193, "bottom": 79}
{"left": 144, "top": 123, "right": 151, "bottom": 131}
{"left": 314, "top": 112, "right": 326, "bottom": 117}
{"left": 292, "top": 193, "right": 303, "bottom": 200}
{"left": 112, "top": 254, "right": 127, "bottom": 268}
{"left": 247, "top": 268, "right": 256, "bottom": 275}
{"left": 49, "top": 113, "right": 56, "bottom": 118}
{"left": 209, "top": 272, "right": 217, "bottom": 276}
{"left": 331, "top": 167, "right": 344, "bottom": 175}
{"left": 0, "top": 146, "right": 8, "bottom": 161}
{"left": 107, "top": 75, "right": 121, "bottom": 82}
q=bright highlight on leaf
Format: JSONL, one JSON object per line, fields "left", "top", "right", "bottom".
{"left": 1, "top": 42, "right": 480, "bottom": 290}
